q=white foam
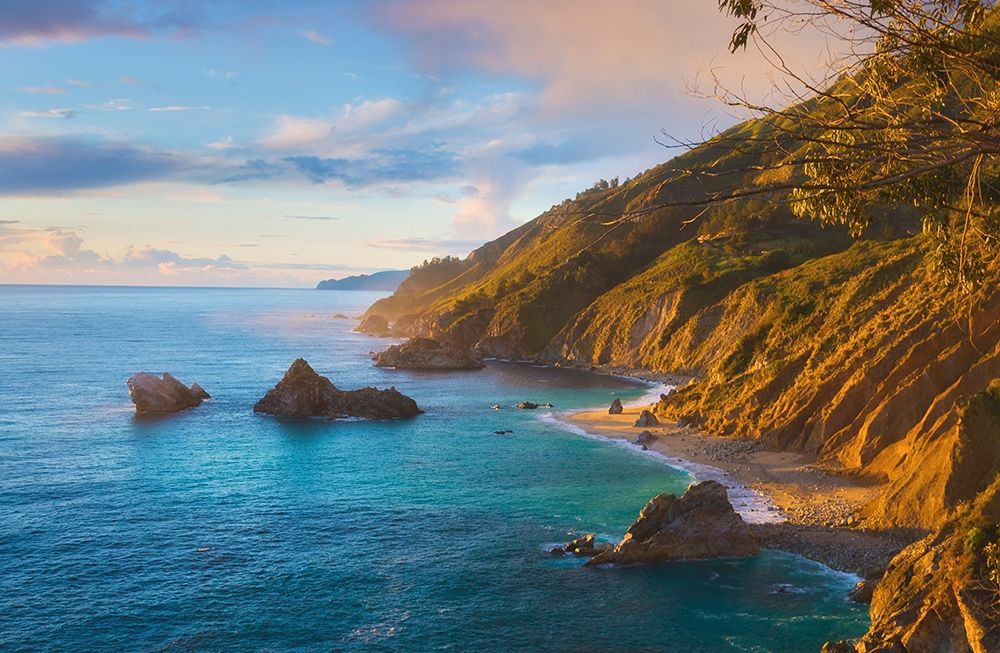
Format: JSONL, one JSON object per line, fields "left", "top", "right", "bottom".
{"left": 539, "top": 413, "right": 786, "bottom": 525}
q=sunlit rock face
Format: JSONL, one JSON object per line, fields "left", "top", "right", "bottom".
{"left": 253, "top": 358, "right": 422, "bottom": 420}
{"left": 587, "top": 481, "right": 758, "bottom": 566}
{"left": 373, "top": 338, "right": 484, "bottom": 370}
{"left": 127, "top": 372, "right": 209, "bottom": 415}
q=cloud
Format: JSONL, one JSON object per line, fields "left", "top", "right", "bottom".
{"left": 84, "top": 98, "right": 132, "bottom": 111}
{"left": 16, "top": 85, "right": 66, "bottom": 95}
{"left": 302, "top": 29, "right": 331, "bottom": 45}
{"left": 285, "top": 147, "right": 458, "bottom": 186}
{"left": 0, "top": 136, "right": 180, "bottom": 195}
{"left": 0, "top": 0, "right": 205, "bottom": 47}
{"left": 284, "top": 215, "right": 339, "bottom": 221}
{"left": 375, "top": 0, "right": 840, "bottom": 116}
{"left": 18, "top": 108, "right": 77, "bottom": 119}
{"left": 367, "top": 237, "right": 484, "bottom": 254}
{"left": 214, "top": 159, "right": 285, "bottom": 184}
{"left": 148, "top": 105, "right": 211, "bottom": 112}
{"left": 123, "top": 246, "right": 247, "bottom": 270}
{"left": 206, "top": 135, "right": 236, "bottom": 150}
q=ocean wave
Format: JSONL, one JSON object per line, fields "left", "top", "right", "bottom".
{"left": 538, "top": 413, "right": 786, "bottom": 525}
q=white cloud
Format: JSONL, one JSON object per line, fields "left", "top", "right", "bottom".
{"left": 302, "top": 29, "right": 331, "bottom": 45}
{"left": 16, "top": 85, "right": 66, "bottom": 95}
{"left": 148, "top": 105, "right": 211, "bottom": 112}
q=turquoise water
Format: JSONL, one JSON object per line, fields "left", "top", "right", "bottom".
{"left": 0, "top": 286, "right": 868, "bottom": 652}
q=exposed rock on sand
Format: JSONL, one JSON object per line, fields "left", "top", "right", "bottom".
{"left": 633, "top": 409, "right": 658, "bottom": 427}
{"left": 355, "top": 314, "right": 392, "bottom": 337}
{"left": 587, "top": 481, "right": 758, "bottom": 566}
{"left": 373, "top": 337, "right": 484, "bottom": 370}
{"left": 608, "top": 398, "right": 623, "bottom": 414}
{"left": 127, "top": 372, "right": 209, "bottom": 415}
{"left": 253, "top": 358, "right": 422, "bottom": 420}
{"left": 633, "top": 430, "right": 657, "bottom": 446}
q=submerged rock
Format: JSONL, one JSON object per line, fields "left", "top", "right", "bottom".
{"left": 634, "top": 410, "right": 659, "bottom": 427}
{"left": 253, "top": 358, "right": 422, "bottom": 420}
{"left": 355, "top": 314, "right": 392, "bottom": 337}
{"left": 608, "top": 398, "right": 623, "bottom": 414}
{"left": 127, "top": 372, "right": 209, "bottom": 415}
{"left": 586, "top": 481, "right": 758, "bottom": 566}
{"left": 373, "top": 337, "right": 484, "bottom": 370}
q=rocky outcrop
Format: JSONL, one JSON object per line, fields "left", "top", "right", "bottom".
{"left": 127, "top": 372, "right": 209, "bottom": 415}
{"left": 609, "top": 398, "right": 623, "bottom": 414}
{"left": 355, "top": 314, "right": 392, "bottom": 337}
{"left": 824, "top": 476, "right": 1000, "bottom": 653}
{"left": 587, "top": 481, "right": 758, "bottom": 566}
{"left": 634, "top": 410, "right": 658, "bottom": 427}
{"left": 253, "top": 358, "right": 422, "bottom": 420}
{"left": 633, "top": 430, "right": 657, "bottom": 446}
{"left": 373, "top": 337, "right": 484, "bottom": 370}
{"left": 517, "top": 402, "right": 539, "bottom": 409}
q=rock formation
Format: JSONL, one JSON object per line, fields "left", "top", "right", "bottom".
{"left": 355, "top": 314, "right": 392, "bottom": 337}
{"left": 373, "top": 337, "right": 484, "bottom": 370}
{"left": 824, "top": 476, "right": 1000, "bottom": 653}
{"left": 127, "top": 372, "right": 209, "bottom": 415}
{"left": 609, "top": 398, "right": 623, "bottom": 414}
{"left": 253, "top": 358, "right": 422, "bottom": 420}
{"left": 633, "top": 430, "right": 657, "bottom": 446}
{"left": 587, "top": 481, "right": 758, "bottom": 566}
{"left": 517, "top": 402, "right": 539, "bottom": 409}
{"left": 634, "top": 410, "right": 658, "bottom": 427}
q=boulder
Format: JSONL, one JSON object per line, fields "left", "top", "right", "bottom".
{"left": 253, "top": 358, "right": 422, "bottom": 420}
{"left": 563, "top": 534, "right": 613, "bottom": 557}
{"left": 127, "top": 372, "right": 209, "bottom": 415}
{"left": 517, "top": 402, "right": 539, "bottom": 409}
{"left": 634, "top": 410, "right": 659, "bottom": 427}
{"left": 633, "top": 430, "right": 657, "bottom": 446}
{"left": 608, "top": 398, "right": 623, "bottom": 414}
{"left": 373, "top": 337, "right": 484, "bottom": 370}
{"left": 586, "top": 481, "right": 758, "bottom": 566}
{"left": 355, "top": 314, "right": 392, "bottom": 337}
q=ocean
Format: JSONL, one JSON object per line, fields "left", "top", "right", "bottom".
{"left": 0, "top": 285, "right": 868, "bottom": 652}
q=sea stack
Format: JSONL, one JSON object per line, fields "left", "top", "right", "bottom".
{"left": 127, "top": 372, "right": 209, "bottom": 415}
{"left": 609, "top": 398, "right": 623, "bottom": 414}
{"left": 253, "top": 358, "right": 422, "bottom": 420}
{"left": 373, "top": 337, "right": 484, "bottom": 370}
{"left": 586, "top": 481, "right": 758, "bottom": 566}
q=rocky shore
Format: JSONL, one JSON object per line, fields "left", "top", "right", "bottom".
{"left": 566, "top": 400, "right": 919, "bottom": 581}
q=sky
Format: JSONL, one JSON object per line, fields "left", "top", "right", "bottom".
{"left": 0, "top": 0, "right": 837, "bottom": 287}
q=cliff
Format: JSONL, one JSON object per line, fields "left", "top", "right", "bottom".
{"left": 359, "top": 99, "right": 998, "bottom": 652}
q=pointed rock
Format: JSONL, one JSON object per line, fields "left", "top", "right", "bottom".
{"left": 587, "top": 481, "right": 757, "bottom": 566}
{"left": 609, "top": 398, "right": 623, "bottom": 414}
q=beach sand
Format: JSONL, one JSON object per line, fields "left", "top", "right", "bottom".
{"left": 565, "top": 400, "right": 918, "bottom": 579}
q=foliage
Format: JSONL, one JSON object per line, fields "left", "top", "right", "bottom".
{"left": 711, "top": 0, "right": 1000, "bottom": 289}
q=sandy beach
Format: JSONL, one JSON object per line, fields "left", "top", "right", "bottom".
{"left": 565, "top": 396, "right": 918, "bottom": 579}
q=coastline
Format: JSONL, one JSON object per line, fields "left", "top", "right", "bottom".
{"left": 557, "top": 387, "right": 916, "bottom": 580}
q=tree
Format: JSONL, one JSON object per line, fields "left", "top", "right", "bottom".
{"left": 702, "top": 0, "right": 1000, "bottom": 289}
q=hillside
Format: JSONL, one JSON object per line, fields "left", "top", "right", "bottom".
{"left": 316, "top": 269, "right": 408, "bottom": 291}
{"left": 361, "top": 106, "right": 999, "bottom": 649}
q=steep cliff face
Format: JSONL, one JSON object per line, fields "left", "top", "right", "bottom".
{"left": 828, "top": 471, "right": 1000, "bottom": 653}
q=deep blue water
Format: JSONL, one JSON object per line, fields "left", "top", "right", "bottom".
{"left": 0, "top": 286, "right": 868, "bottom": 652}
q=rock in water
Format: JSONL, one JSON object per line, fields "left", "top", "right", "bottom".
{"left": 127, "top": 372, "right": 209, "bottom": 415}
{"left": 633, "top": 410, "right": 658, "bottom": 427}
{"left": 608, "top": 398, "right": 623, "bottom": 414}
{"left": 373, "top": 337, "right": 484, "bottom": 370}
{"left": 516, "top": 402, "right": 539, "bottom": 409}
{"left": 355, "top": 314, "right": 392, "bottom": 337}
{"left": 586, "top": 481, "right": 758, "bottom": 566}
{"left": 253, "top": 358, "right": 422, "bottom": 420}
